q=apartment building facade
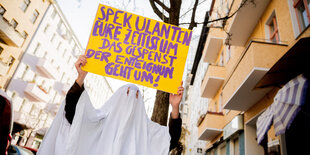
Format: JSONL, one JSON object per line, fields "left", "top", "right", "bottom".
{"left": 5, "top": 2, "right": 113, "bottom": 148}
{"left": 181, "top": 12, "right": 211, "bottom": 154}
{"left": 196, "top": 0, "right": 310, "bottom": 154}
{"left": 0, "top": 0, "right": 51, "bottom": 90}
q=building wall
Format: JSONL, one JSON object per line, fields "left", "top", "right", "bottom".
{"left": 194, "top": 0, "right": 310, "bottom": 154}
{"left": 184, "top": 60, "right": 209, "bottom": 155}
{"left": 0, "top": 0, "right": 51, "bottom": 89}
{"left": 6, "top": 2, "right": 113, "bottom": 148}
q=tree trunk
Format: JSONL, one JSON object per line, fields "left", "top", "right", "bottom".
{"left": 151, "top": 90, "right": 170, "bottom": 126}
{"left": 150, "top": 0, "right": 181, "bottom": 126}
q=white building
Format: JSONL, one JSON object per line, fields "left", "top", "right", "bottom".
{"left": 181, "top": 16, "right": 210, "bottom": 154}
{"left": 6, "top": 2, "right": 113, "bottom": 148}
{"left": 183, "top": 61, "right": 209, "bottom": 154}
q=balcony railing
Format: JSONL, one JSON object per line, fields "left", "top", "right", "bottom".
{"left": 0, "top": 16, "right": 25, "bottom": 47}
{"left": 24, "top": 82, "right": 50, "bottom": 103}
{"left": 223, "top": 40, "right": 287, "bottom": 111}
{"left": 227, "top": 0, "right": 271, "bottom": 46}
{"left": 201, "top": 65, "right": 225, "bottom": 98}
{"left": 202, "top": 37, "right": 224, "bottom": 63}
{"left": 198, "top": 111, "right": 224, "bottom": 141}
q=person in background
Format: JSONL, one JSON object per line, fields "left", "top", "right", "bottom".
{"left": 0, "top": 90, "right": 13, "bottom": 155}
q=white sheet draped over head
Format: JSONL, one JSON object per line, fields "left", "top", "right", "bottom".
{"left": 38, "top": 84, "right": 171, "bottom": 155}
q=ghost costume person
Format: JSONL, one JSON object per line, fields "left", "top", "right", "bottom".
{"left": 37, "top": 83, "right": 182, "bottom": 155}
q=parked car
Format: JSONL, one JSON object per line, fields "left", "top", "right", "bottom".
{"left": 20, "top": 146, "right": 37, "bottom": 155}
{"left": 8, "top": 145, "right": 34, "bottom": 155}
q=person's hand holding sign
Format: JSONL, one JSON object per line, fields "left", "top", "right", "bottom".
{"left": 75, "top": 55, "right": 88, "bottom": 87}
{"left": 169, "top": 81, "right": 184, "bottom": 119}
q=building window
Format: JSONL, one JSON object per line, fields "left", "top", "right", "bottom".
{"left": 219, "top": 50, "right": 224, "bottom": 66}
{"left": 214, "top": 101, "right": 218, "bottom": 112}
{"left": 20, "top": 0, "right": 30, "bottom": 12}
{"left": 0, "top": 5, "right": 6, "bottom": 15}
{"left": 43, "top": 24, "right": 50, "bottom": 33}
{"left": 268, "top": 16, "right": 280, "bottom": 43}
{"left": 225, "top": 45, "right": 231, "bottom": 63}
{"left": 21, "top": 66, "right": 29, "bottom": 79}
{"left": 197, "top": 148, "right": 202, "bottom": 153}
{"left": 62, "top": 49, "right": 67, "bottom": 57}
{"left": 8, "top": 56, "right": 15, "bottom": 67}
{"left": 11, "top": 92, "right": 16, "bottom": 99}
{"left": 48, "top": 86, "right": 52, "bottom": 93}
{"left": 11, "top": 19, "right": 18, "bottom": 29}
{"left": 57, "top": 20, "right": 63, "bottom": 29}
{"left": 69, "top": 36, "right": 73, "bottom": 44}
{"left": 233, "top": 137, "right": 240, "bottom": 155}
{"left": 21, "top": 31, "right": 28, "bottom": 39}
{"left": 30, "top": 10, "right": 39, "bottom": 24}
{"left": 0, "top": 46, "right": 3, "bottom": 55}
{"left": 50, "top": 33, "right": 56, "bottom": 43}
{"left": 67, "top": 56, "right": 71, "bottom": 64}
{"left": 73, "top": 45, "right": 77, "bottom": 53}
{"left": 219, "top": 144, "right": 226, "bottom": 155}
{"left": 32, "top": 74, "right": 37, "bottom": 83}
{"left": 51, "top": 8, "right": 56, "bottom": 19}
{"left": 43, "top": 51, "right": 48, "bottom": 58}
{"left": 219, "top": 93, "right": 223, "bottom": 112}
{"left": 57, "top": 42, "right": 62, "bottom": 51}
{"left": 33, "top": 43, "right": 41, "bottom": 55}
{"left": 294, "top": 0, "right": 310, "bottom": 31}
{"left": 60, "top": 72, "right": 65, "bottom": 81}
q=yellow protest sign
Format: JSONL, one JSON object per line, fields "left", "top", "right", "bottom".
{"left": 82, "top": 4, "right": 192, "bottom": 94}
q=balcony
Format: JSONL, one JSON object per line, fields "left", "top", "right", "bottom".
{"left": 44, "top": 103, "right": 59, "bottom": 116}
{"left": 227, "top": 0, "right": 271, "bottom": 46}
{"left": 202, "top": 37, "right": 224, "bottom": 63}
{"left": 54, "top": 81, "right": 71, "bottom": 95}
{"left": 198, "top": 112, "right": 224, "bottom": 141}
{"left": 256, "top": 37, "right": 310, "bottom": 88}
{"left": 62, "top": 83, "right": 71, "bottom": 94}
{"left": 13, "top": 111, "right": 29, "bottom": 127}
{"left": 201, "top": 65, "right": 225, "bottom": 98}
{"left": 24, "top": 82, "right": 50, "bottom": 103}
{"left": 0, "top": 61, "right": 9, "bottom": 76}
{"left": 223, "top": 41, "right": 287, "bottom": 111}
{"left": 36, "top": 58, "right": 60, "bottom": 80}
{"left": 0, "top": 16, "right": 24, "bottom": 47}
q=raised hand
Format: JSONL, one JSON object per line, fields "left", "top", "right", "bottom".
{"left": 75, "top": 55, "right": 88, "bottom": 87}
{"left": 169, "top": 81, "right": 184, "bottom": 119}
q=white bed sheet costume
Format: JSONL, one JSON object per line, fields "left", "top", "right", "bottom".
{"left": 38, "top": 84, "right": 171, "bottom": 155}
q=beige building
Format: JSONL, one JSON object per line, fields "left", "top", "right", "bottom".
{"left": 0, "top": 0, "right": 51, "bottom": 90}
{"left": 193, "top": 0, "right": 310, "bottom": 154}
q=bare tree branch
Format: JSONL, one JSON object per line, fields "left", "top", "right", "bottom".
{"left": 179, "top": 0, "right": 208, "bottom": 19}
{"left": 149, "top": 0, "right": 169, "bottom": 23}
{"left": 179, "top": 0, "right": 254, "bottom": 26}
{"left": 154, "top": 0, "right": 170, "bottom": 12}
{"left": 188, "top": 0, "right": 199, "bottom": 30}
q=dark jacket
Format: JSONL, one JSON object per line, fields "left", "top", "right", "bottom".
{"left": 65, "top": 82, "right": 182, "bottom": 151}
